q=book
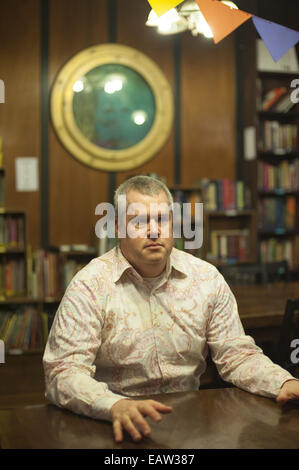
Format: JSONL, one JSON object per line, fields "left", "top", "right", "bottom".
{"left": 273, "top": 93, "right": 296, "bottom": 113}
{"left": 285, "top": 197, "right": 296, "bottom": 229}
{"left": 261, "top": 87, "right": 287, "bottom": 111}
{"left": 14, "top": 309, "right": 29, "bottom": 349}
{"left": 209, "top": 229, "right": 250, "bottom": 263}
{"left": 260, "top": 238, "right": 294, "bottom": 269}
{"left": 222, "top": 179, "right": 230, "bottom": 211}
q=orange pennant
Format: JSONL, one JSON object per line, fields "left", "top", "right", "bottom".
{"left": 196, "top": 0, "right": 252, "bottom": 44}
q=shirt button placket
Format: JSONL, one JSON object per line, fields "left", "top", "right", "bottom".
{"left": 149, "top": 292, "right": 164, "bottom": 379}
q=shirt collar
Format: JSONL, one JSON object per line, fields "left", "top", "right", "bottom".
{"left": 112, "top": 245, "right": 188, "bottom": 283}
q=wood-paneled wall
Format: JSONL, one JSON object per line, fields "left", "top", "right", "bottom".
{"left": 5, "top": 0, "right": 289, "bottom": 247}
{"left": 49, "top": 0, "right": 109, "bottom": 246}
{"left": 181, "top": 33, "right": 236, "bottom": 182}
{"left": 0, "top": 0, "right": 238, "bottom": 247}
{"left": 0, "top": 0, "right": 41, "bottom": 248}
{"left": 48, "top": 0, "right": 238, "bottom": 246}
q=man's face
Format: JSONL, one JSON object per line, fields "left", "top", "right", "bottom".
{"left": 116, "top": 189, "right": 174, "bottom": 276}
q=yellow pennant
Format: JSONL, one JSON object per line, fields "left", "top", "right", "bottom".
{"left": 147, "top": 0, "right": 184, "bottom": 17}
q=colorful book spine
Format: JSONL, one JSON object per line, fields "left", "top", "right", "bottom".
{"left": 200, "top": 179, "right": 249, "bottom": 212}
{"left": 262, "top": 121, "right": 298, "bottom": 153}
{"left": 209, "top": 229, "right": 250, "bottom": 263}
{"left": 260, "top": 238, "right": 294, "bottom": 269}
{"left": 259, "top": 197, "right": 296, "bottom": 231}
{"left": 258, "top": 159, "right": 299, "bottom": 191}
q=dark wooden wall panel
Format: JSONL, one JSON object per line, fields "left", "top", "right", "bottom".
{"left": 181, "top": 34, "right": 236, "bottom": 184}
{"left": 49, "top": 0, "right": 109, "bottom": 246}
{"left": 0, "top": 0, "right": 41, "bottom": 248}
{"left": 115, "top": 0, "right": 175, "bottom": 187}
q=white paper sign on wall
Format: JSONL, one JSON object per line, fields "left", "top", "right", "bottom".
{"left": 15, "top": 157, "right": 39, "bottom": 192}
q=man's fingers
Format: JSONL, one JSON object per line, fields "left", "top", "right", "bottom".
{"left": 139, "top": 403, "right": 162, "bottom": 422}
{"left": 149, "top": 400, "right": 173, "bottom": 413}
{"left": 137, "top": 400, "right": 173, "bottom": 423}
{"left": 113, "top": 419, "right": 123, "bottom": 443}
{"left": 111, "top": 399, "right": 173, "bottom": 443}
{"left": 132, "top": 410, "right": 152, "bottom": 436}
{"left": 122, "top": 416, "right": 142, "bottom": 442}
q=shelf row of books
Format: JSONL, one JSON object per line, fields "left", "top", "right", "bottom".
{"left": 257, "top": 159, "right": 299, "bottom": 192}
{"left": 171, "top": 189, "right": 202, "bottom": 218}
{"left": 258, "top": 197, "right": 296, "bottom": 231}
{"left": 0, "top": 259, "right": 26, "bottom": 298}
{"left": 207, "top": 229, "right": 250, "bottom": 264}
{"left": 259, "top": 86, "right": 296, "bottom": 113}
{"left": 27, "top": 249, "right": 96, "bottom": 299}
{"left": 0, "top": 214, "right": 25, "bottom": 249}
{"left": 28, "top": 250, "right": 61, "bottom": 299}
{"left": 259, "top": 121, "right": 298, "bottom": 154}
{"left": 27, "top": 243, "right": 118, "bottom": 299}
{"left": 260, "top": 238, "right": 298, "bottom": 270}
{"left": 0, "top": 306, "right": 48, "bottom": 353}
{"left": 0, "top": 245, "right": 107, "bottom": 301}
{"left": 196, "top": 179, "right": 251, "bottom": 212}
{"left": 171, "top": 189, "right": 201, "bottom": 204}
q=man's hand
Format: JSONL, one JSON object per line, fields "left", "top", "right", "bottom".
{"left": 110, "top": 399, "right": 173, "bottom": 443}
{"left": 276, "top": 379, "right": 299, "bottom": 405}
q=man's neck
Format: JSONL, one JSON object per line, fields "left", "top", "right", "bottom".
{"left": 138, "top": 265, "right": 166, "bottom": 278}
{"left": 119, "top": 246, "right": 167, "bottom": 278}
{"left": 129, "top": 260, "right": 166, "bottom": 278}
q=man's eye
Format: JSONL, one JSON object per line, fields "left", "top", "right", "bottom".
{"left": 128, "top": 217, "right": 147, "bottom": 227}
{"left": 160, "top": 215, "right": 169, "bottom": 224}
{"left": 138, "top": 217, "right": 148, "bottom": 226}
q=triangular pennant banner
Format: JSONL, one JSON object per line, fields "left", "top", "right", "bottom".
{"left": 196, "top": 0, "right": 251, "bottom": 44}
{"left": 252, "top": 16, "right": 299, "bottom": 62}
{"left": 147, "top": 0, "right": 184, "bottom": 17}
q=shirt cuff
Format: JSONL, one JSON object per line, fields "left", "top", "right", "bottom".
{"left": 274, "top": 373, "right": 299, "bottom": 396}
{"left": 279, "top": 376, "right": 299, "bottom": 390}
{"left": 93, "top": 392, "right": 130, "bottom": 422}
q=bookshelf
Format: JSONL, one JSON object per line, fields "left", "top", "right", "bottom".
{"left": 170, "top": 182, "right": 256, "bottom": 266}
{"left": 0, "top": 165, "right": 37, "bottom": 354}
{"left": 169, "top": 186, "right": 203, "bottom": 257}
{"left": 244, "top": 47, "right": 299, "bottom": 271}
{"left": 240, "top": 29, "right": 299, "bottom": 273}
{"left": 0, "top": 210, "right": 27, "bottom": 298}
{"left": 0, "top": 239, "right": 98, "bottom": 355}
{"left": 203, "top": 210, "right": 257, "bottom": 267}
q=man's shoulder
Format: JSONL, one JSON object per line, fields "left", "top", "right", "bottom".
{"left": 71, "top": 247, "right": 117, "bottom": 284}
{"left": 172, "top": 248, "right": 220, "bottom": 280}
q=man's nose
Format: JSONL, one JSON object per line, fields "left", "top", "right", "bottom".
{"left": 148, "top": 218, "right": 160, "bottom": 238}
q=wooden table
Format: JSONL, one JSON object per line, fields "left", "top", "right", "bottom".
{"left": 1, "top": 388, "right": 299, "bottom": 449}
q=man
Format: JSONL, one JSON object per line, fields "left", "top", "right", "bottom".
{"left": 43, "top": 175, "right": 299, "bottom": 444}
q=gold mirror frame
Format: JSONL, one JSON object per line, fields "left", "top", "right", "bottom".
{"left": 50, "top": 43, "right": 174, "bottom": 171}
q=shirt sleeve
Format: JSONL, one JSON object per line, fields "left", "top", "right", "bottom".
{"left": 206, "top": 273, "right": 297, "bottom": 398}
{"left": 43, "top": 275, "right": 127, "bottom": 422}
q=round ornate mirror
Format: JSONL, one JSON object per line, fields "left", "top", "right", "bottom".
{"left": 51, "top": 43, "right": 173, "bottom": 171}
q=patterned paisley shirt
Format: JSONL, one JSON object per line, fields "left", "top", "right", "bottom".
{"left": 43, "top": 245, "right": 295, "bottom": 421}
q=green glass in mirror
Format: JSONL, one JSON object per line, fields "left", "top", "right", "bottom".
{"left": 72, "top": 64, "right": 156, "bottom": 150}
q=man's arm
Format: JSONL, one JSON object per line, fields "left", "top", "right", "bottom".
{"left": 43, "top": 276, "right": 126, "bottom": 422}
{"left": 206, "top": 273, "right": 299, "bottom": 400}
{"left": 43, "top": 275, "right": 172, "bottom": 440}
